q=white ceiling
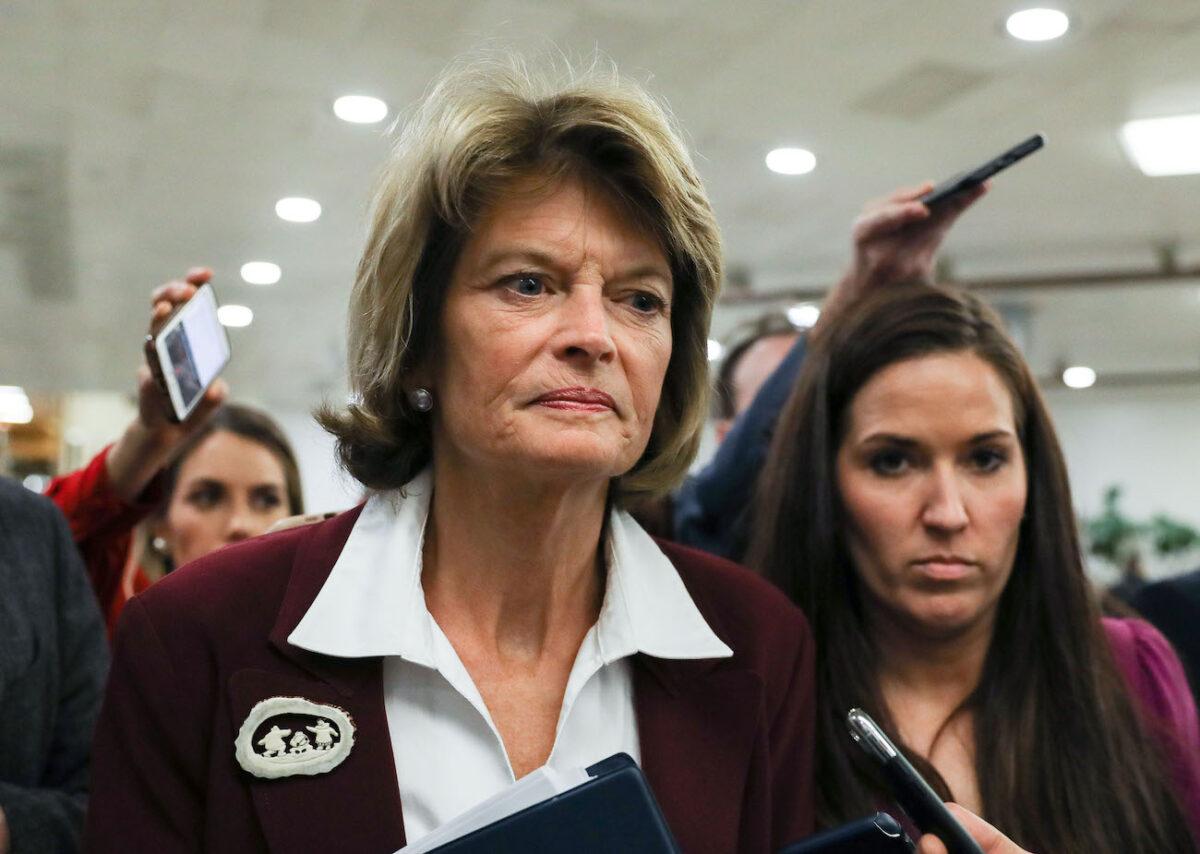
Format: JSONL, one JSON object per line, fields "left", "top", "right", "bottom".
{"left": 3, "top": 0, "right": 1200, "bottom": 409}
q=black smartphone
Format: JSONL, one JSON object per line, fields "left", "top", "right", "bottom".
{"left": 147, "top": 283, "right": 232, "bottom": 422}
{"left": 846, "top": 709, "right": 984, "bottom": 854}
{"left": 779, "top": 812, "right": 913, "bottom": 853}
{"left": 919, "top": 133, "right": 1044, "bottom": 207}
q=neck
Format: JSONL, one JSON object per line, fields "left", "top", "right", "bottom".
{"left": 869, "top": 604, "right": 995, "bottom": 715}
{"left": 421, "top": 455, "right": 609, "bottom": 664}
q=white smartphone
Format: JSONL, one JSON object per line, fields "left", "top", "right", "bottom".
{"left": 150, "top": 283, "right": 232, "bottom": 422}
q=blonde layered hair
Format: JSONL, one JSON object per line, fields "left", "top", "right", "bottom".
{"left": 318, "top": 57, "right": 723, "bottom": 501}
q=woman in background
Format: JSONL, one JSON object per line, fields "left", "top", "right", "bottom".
{"left": 750, "top": 283, "right": 1200, "bottom": 852}
{"left": 47, "top": 271, "right": 303, "bottom": 632}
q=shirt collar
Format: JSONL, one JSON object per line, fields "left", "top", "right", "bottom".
{"left": 287, "top": 469, "right": 732, "bottom": 663}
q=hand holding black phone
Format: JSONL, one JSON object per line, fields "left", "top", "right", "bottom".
{"left": 846, "top": 709, "right": 984, "bottom": 854}
{"left": 919, "top": 134, "right": 1044, "bottom": 208}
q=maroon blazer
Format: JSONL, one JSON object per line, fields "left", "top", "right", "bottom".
{"left": 84, "top": 506, "right": 815, "bottom": 853}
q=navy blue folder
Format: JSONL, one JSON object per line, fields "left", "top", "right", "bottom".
{"left": 428, "top": 753, "right": 681, "bottom": 853}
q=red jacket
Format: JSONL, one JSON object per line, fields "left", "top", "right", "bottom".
{"left": 84, "top": 506, "right": 816, "bottom": 853}
{"left": 45, "top": 446, "right": 154, "bottom": 635}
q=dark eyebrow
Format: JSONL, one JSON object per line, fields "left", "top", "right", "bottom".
{"left": 968, "top": 430, "right": 1017, "bottom": 443}
{"left": 858, "top": 430, "right": 1016, "bottom": 446}
{"left": 858, "top": 433, "right": 920, "bottom": 448}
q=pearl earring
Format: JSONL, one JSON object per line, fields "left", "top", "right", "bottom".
{"left": 409, "top": 387, "right": 433, "bottom": 413}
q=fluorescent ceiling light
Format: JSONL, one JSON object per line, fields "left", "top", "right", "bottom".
{"left": 1062, "top": 365, "right": 1096, "bottom": 389}
{"left": 707, "top": 338, "right": 725, "bottom": 362}
{"left": 787, "top": 303, "right": 821, "bottom": 329}
{"left": 1005, "top": 8, "right": 1070, "bottom": 41}
{"left": 766, "top": 147, "right": 817, "bottom": 176}
{"left": 218, "top": 305, "right": 254, "bottom": 328}
{"left": 275, "top": 197, "right": 322, "bottom": 223}
{"left": 0, "top": 385, "right": 33, "bottom": 424}
{"left": 240, "top": 261, "right": 281, "bottom": 285}
{"left": 1120, "top": 114, "right": 1200, "bottom": 177}
{"left": 333, "top": 95, "right": 388, "bottom": 124}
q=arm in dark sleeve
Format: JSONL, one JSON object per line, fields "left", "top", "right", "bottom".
{"left": 0, "top": 495, "right": 108, "bottom": 854}
{"left": 674, "top": 334, "right": 807, "bottom": 560}
{"left": 84, "top": 597, "right": 207, "bottom": 853}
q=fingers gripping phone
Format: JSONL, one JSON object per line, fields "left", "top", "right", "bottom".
{"left": 919, "top": 134, "right": 1044, "bottom": 207}
{"left": 847, "top": 709, "right": 984, "bottom": 854}
{"left": 147, "top": 283, "right": 232, "bottom": 422}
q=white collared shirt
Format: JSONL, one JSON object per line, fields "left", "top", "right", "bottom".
{"left": 288, "top": 469, "right": 732, "bottom": 843}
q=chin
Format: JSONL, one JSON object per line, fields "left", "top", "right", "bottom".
{"left": 905, "top": 595, "right": 990, "bottom": 639}
{"left": 515, "top": 430, "right": 641, "bottom": 476}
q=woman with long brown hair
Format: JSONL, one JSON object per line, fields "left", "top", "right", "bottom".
{"left": 750, "top": 283, "right": 1200, "bottom": 852}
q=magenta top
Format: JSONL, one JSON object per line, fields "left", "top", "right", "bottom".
{"left": 1103, "top": 617, "right": 1200, "bottom": 841}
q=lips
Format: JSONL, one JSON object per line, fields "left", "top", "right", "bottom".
{"left": 911, "top": 555, "right": 977, "bottom": 581}
{"left": 532, "top": 387, "right": 617, "bottom": 412}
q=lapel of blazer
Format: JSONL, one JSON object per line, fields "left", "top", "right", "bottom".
{"left": 229, "top": 505, "right": 408, "bottom": 853}
{"left": 634, "top": 653, "right": 765, "bottom": 854}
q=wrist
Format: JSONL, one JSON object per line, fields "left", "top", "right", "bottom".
{"left": 106, "top": 419, "right": 179, "bottom": 503}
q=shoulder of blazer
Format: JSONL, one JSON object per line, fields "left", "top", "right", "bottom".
{"left": 651, "top": 536, "right": 812, "bottom": 684}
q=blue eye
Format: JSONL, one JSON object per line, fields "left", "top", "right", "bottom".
{"left": 628, "top": 291, "right": 666, "bottom": 314}
{"left": 508, "top": 273, "right": 543, "bottom": 296}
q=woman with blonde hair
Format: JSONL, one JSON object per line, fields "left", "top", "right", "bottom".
{"left": 86, "top": 59, "right": 815, "bottom": 853}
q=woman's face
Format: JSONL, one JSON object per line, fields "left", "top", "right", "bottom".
{"left": 158, "top": 430, "right": 291, "bottom": 568}
{"left": 428, "top": 176, "right": 674, "bottom": 486}
{"left": 835, "top": 351, "right": 1027, "bottom": 641}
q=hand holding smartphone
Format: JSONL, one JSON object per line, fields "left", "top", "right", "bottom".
{"left": 918, "top": 134, "right": 1044, "bottom": 208}
{"left": 846, "top": 709, "right": 984, "bottom": 854}
{"left": 145, "top": 282, "right": 232, "bottom": 422}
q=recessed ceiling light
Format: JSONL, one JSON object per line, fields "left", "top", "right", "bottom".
{"left": 275, "top": 197, "right": 322, "bottom": 223}
{"left": 333, "top": 94, "right": 388, "bottom": 124}
{"left": 707, "top": 339, "right": 725, "bottom": 362}
{"left": 1005, "top": 8, "right": 1070, "bottom": 41}
{"left": 240, "top": 261, "right": 281, "bottom": 285}
{"left": 0, "top": 385, "right": 33, "bottom": 424}
{"left": 1120, "top": 114, "right": 1200, "bottom": 177}
{"left": 786, "top": 303, "right": 821, "bottom": 329}
{"left": 1062, "top": 365, "right": 1096, "bottom": 389}
{"left": 218, "top": 304, "right": 254, "bottom": 328}
{"left": 766, "top": 147, "right": 817, "bottom": 176}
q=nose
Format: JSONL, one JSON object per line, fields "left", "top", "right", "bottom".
{"left": 921, "top": 464, "right": 969, "bottom": 533}
{"left": 225, "top": 500, "right": 255, "bottom": 544}
{"left": 554, "top": 285, "right": 615, "bottom": 364}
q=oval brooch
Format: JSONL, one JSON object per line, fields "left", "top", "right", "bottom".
{"left": 235, "top": 696, "right": 355, "bottom": 779}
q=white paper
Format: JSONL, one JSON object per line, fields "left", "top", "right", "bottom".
{"left": 396, "top": 764, "right": 592, "bottom": 853}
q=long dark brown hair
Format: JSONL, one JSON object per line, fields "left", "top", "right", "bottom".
{"left": 748, "top": 284, "right": 1195, "bottom": 852}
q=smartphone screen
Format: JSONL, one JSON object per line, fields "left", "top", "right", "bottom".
{"left": 153, "top": 284, "right": 231, "bottom": 421}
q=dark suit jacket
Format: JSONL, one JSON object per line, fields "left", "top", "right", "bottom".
{"left": 85, "top": 506, "right": 815, "bottom": 853}
{"left": 0, "top": 478, "right": 108, "bottom": 854}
